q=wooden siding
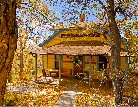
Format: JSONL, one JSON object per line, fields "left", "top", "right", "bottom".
{"left": 84, "top": 56, "right": 101, "bottom": 80}
{"left": 43, "top": 55, "right": 54, "bottom": 70}
{"left": 108, "top": 56, "right": 126, "bottom": 71}
{"left": 121, "top": 57, "right": 126, "bottom": 71}
{"left": 85, "top": 56, "right": 97, "bottom": 71}
{"left": 108, "top": 56, "right": 112, "bottom": 70}
{"left": 62, "top": 55, "right": 73, "bottom": 70}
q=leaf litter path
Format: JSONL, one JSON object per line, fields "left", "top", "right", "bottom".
{"left": 5, "top": 76, "right": 138, "bottom": 106}
{"left": 54, "top": 78, "right": 114, "bottom": 107}
{"left": 54, "top": 79, "right": 110, "bottom": 107}
{"left": 54, "top": 78, "right": 90, "bottom": 107}
{"left": 6, "top": 76, "right": 59, "bottom": 94}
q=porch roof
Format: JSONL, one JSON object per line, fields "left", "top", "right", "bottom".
{"left": 30, "top": 45, "right": 128, "bottom": 56}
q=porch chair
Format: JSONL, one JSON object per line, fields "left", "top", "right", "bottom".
{"left": 74, "top": 65, "right": 83, "bottom": 79}
{"left": 61, "top": 68, "right": 72, "bottom": 77}
{"left": 42, "top": 69, "right": 47, "bottom": 79}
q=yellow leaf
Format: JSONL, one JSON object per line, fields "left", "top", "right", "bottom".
{"left": 92, "top": 4, "right": 98, "bottom": 8}
{"left": 3, "top": 43, "right": 8, "bottom": 49}
{"left": 0, "top": 42, "right": 3, "bottom": 47}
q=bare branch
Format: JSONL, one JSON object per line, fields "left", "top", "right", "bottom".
{"left": 96, "top": 0, "right": 107, "bottom": 12}
{"left": 115, "top": 6, "right": 131, "bottom": 20}
{"left": 28, "top": 2, "right": 48, "bottom": 20}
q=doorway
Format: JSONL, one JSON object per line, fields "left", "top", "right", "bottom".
{"left": 99, "top": 55, "right": 108, "bottom": 71}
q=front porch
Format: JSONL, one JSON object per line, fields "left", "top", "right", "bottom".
{"left": 34, "top": 53, "right": 113, "bottom": 88}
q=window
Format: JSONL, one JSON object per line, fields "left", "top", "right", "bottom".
{"left": 55, "top": 55, "right": 59, "bottom": 69}
{"left": 98, "top": 55, "right": 108, "bottom": 71}
{"left": 55, "top": 61, "right": 59, "bottom": 69}
{"left": 54, "top": 55, "right": 63, "bottom": 69}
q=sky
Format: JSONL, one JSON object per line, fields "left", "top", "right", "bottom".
{"left": 18, "top": 0, "right": 99, "bottom": 45}
{"left": 17, "top": 0, "right": 137, "bottom": 45}
{"left": 49, "top": 1, "right": 98, "bottom": 23}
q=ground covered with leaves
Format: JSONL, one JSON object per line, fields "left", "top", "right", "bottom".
{"left": 75, "top": 75, "right": 138, "bottom": 106}
{"left": 4, "top": 81, "right": 66, "bottom": 106}
{"left": 4, "top": 75, "right": 138, "bottom": 106}
{"left": 75, "top": 88, "right": 115, "bottom": 106}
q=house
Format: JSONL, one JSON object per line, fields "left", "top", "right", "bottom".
{"left": 31, "top": 20, "right": 129, "bottom": 87}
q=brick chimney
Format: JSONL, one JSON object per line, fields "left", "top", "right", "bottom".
{"left": 79, "top": 13, "right": 85, "bottom": 22}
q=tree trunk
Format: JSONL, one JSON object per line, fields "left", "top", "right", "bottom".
{"left": 19, "top": 47, "right": 24, "bottom": 77}
{"left": 107, "top": 0, "right": 124, "bottom": 105}
{"left": 0, "top": 0, "right": 17, "bottom": 105}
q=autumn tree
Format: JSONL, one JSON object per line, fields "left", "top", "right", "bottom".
{"left": 0, "top": 0, "right": 17, "bottom": 105}
{"left": 11, "top": 28, "right": 45, "bottom": 83}
{"left": 16, "top": 0, "right": 59, "bottom": 42}
{"left": 0, "top": 0, "right": 58, "bottom": 105}
{"left": 15, "top": 0, "right": 59, "bottom": 82}
{"left": 124, "top": 28, "right": 138, "bottom": 73}
{"left": 10, "top": 28, "right": 34, "bottom": 83}
{"left": 47, "top": 0, "right": 137, "bottom": 105}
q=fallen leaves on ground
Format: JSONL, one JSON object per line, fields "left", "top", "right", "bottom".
{"left": 4, "top": 82, "right": 66, "bottom": 106}
{"left": 75, "top": 76, "right": 138, "bottom": 106}
{"left": 75, "top": 88, "right": 116, "bottom": 106}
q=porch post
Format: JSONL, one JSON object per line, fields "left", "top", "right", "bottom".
{"left": 126, "top": 56, "right": 128, "bottom": 71}
{"left": 83, "top": 55, "right": 85, "bottom": 78}
{"left": 59, "top": 54, "right": 62, "bottom": 83}
{"left": 46, "top": 54, "right": 48, "bottom": 69}
{"left": 34, "top": 53, "right": 37, "bottom": 81}
{"left": 72, "top": 56, "right": 75, "bottom": 76}
{"left": 61, "top": 55, "right": 63, "bottom": 69}
{"left": 124, "top": 56, "right": 128, "bottom": 85}
{"left": 89, "top": 55, "right": 92, "bottom": 88}
{"left": 42, "top": 55, "right": 44, "bottom": 69}
{"left": 126, "top": 40, "right": 129, "bottom": 71}
{"left": 97, "top": 56, "right": 99, "bottom": 71}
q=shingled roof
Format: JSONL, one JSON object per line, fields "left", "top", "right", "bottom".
{"left": 31, "top": 45, "right": 128, "bottom": 56}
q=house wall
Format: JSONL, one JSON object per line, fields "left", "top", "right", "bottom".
{"left": 42, "top": 54, "right": 127, "bottom": 80}
{"left": 43, "top": 54, "right": 55, "bottom": 70}
{"left": 108, "top": 56, "right": 126, "bottom": 71}
{"left": 121, "top": 57, "right": 126, "bottom": 71}
{"left": 84, "top": 56, "right": 127, "bottom": 80}
{"left": 108, "top": 56, "right": 112, "bottom": 70}
{"left": 84, "top": 56, "right": 102, "bottom": 80}
{"left": 62, "top": 55, "right": 73, "bottom": 70}
{"left": 84, "top": 56, "right": 97, "bottom": 71}
{"left": 43, "top": 54, "right": 73, "bottom": 70}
